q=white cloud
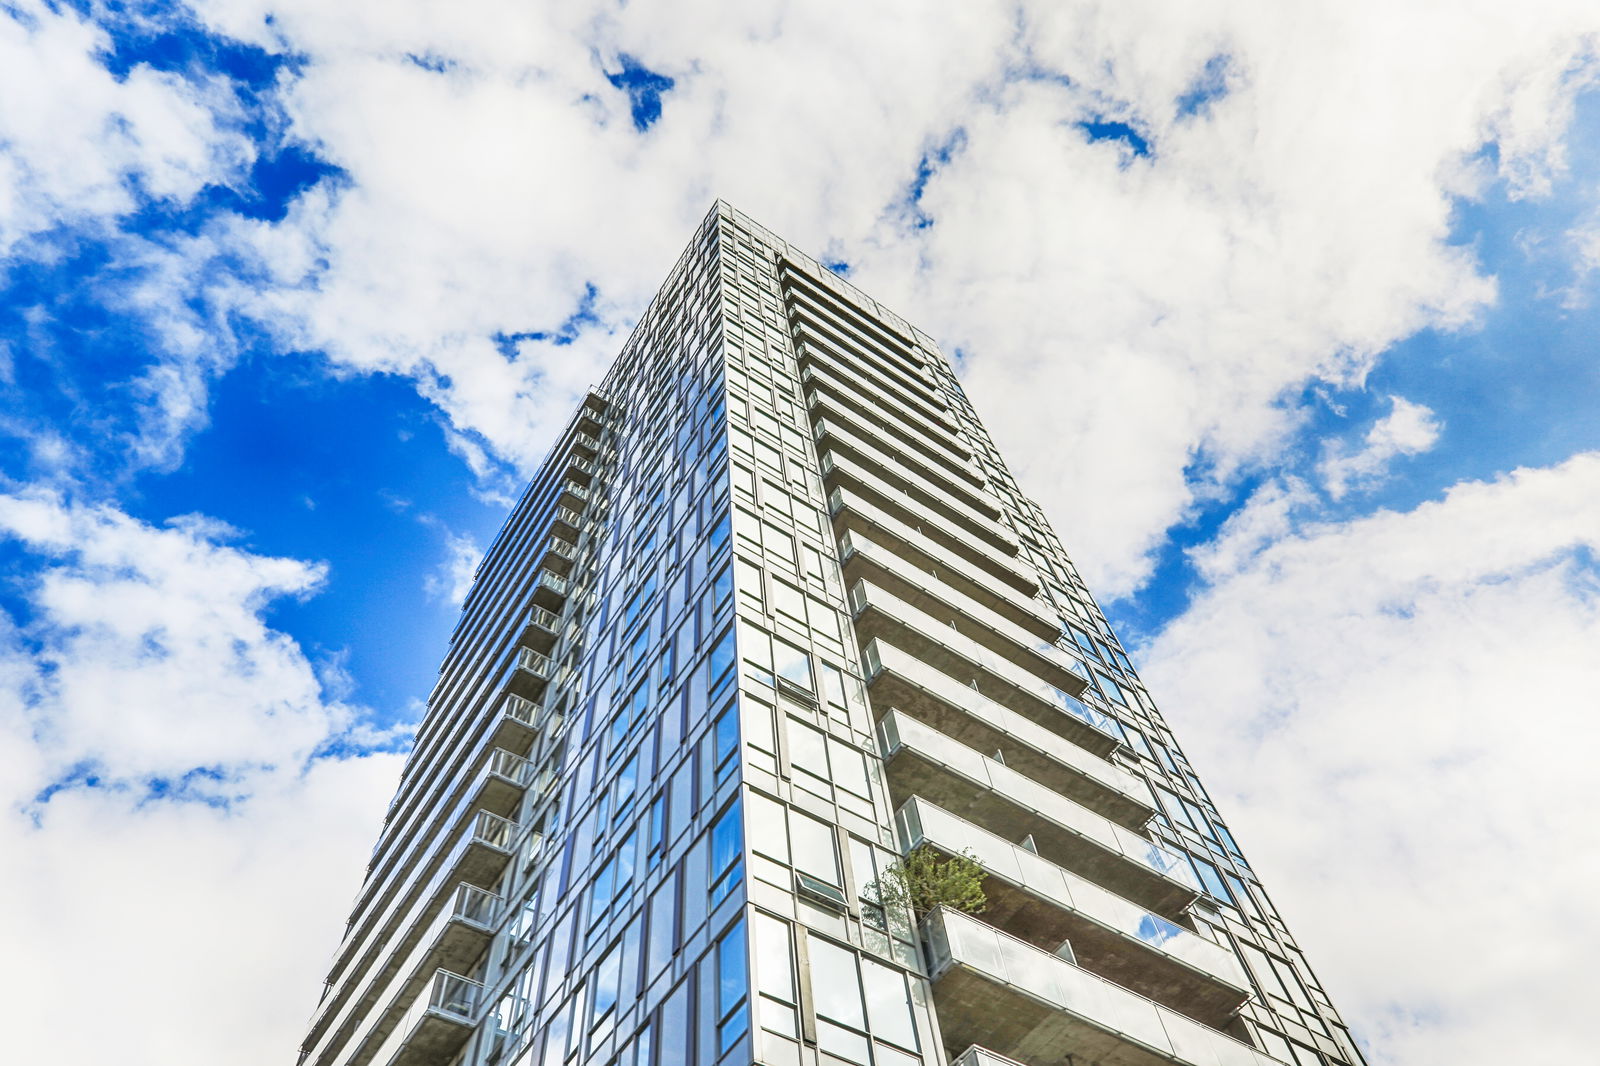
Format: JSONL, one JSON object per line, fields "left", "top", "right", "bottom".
{"left": 8, "top": 0, "right": 1594, "bottom": 569}
{"left": 152, "top": 0, "right": 1594, "bottom": 595}
{"left": 0, "top": 491, "right": 402, "bottom": 1065}
{"left": 0, "top": 1, "right": 252, "bottom": 256}
{"left": 425, "top": 527, "right": 484, "bottom": 608}
{"left": 1318, "top": 395, "right": 1443, "bottom": 500}
{"left": 1141, "top": 452, "right": 1600, "bottom": 1065}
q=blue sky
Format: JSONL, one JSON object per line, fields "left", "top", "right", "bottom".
{"left": 2, "top": 2, "right": 1599, "bottom": 1065}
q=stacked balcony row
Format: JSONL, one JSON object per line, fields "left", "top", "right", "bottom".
{"left": 778, "top": 268, "right": 1282, "bottom": 1066}
{"left": 301, "top": 392, "right": 614, "bottom": 1066}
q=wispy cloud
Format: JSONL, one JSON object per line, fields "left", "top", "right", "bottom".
{"left": 1318, "top": 396, "right": 1443, "bottom": 500}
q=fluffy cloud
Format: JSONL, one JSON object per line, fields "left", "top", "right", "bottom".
{"left": 0, "top": 492, "right": 402, "bottom": 1065}
{"left": 163, "top": 0, "right": 1597, "bottom": 592}
{"left": 872, "top": 3, "right": 1598, "bottom": 595}
{"left": 10, "top": 0, "right": 1596, "bottom": 567}
{"left": 0, "top": 1, "right": 251, "bottom": 256}
{"left": 1142, "top": 453, "right": 1600, "bottom": 1065}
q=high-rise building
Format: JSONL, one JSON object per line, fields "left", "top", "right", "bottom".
{"left": 299, "top": 202, "right": 1368, "bottom": 1066}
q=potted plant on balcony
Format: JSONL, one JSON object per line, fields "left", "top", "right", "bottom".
{"left": 868, "top": 844, "right": 988, "bottom": 919}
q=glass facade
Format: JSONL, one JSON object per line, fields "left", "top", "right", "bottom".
{"left": 300, "top": 203, "right": 1368, "bottom": 1066}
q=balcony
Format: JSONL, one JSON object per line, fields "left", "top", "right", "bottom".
{"left": 805, "top": 382, "right": 982, "bottom": 486}
{"left": 516, "top": 605, "right": 562, "bottom": 656}
{"left": 570, "top": 430, "right": 601, "bottom": 460}
{"left": 863, "top": 641, "right": 1145, "bottom": 823}
{"left": 897, "top": 798, "right": 1250, "bottom": 1026}
{"left": 852, "top": 580, "right": 1089, "bottom": 709}
{"left": 536, "top": 535, "right": 578, "bottom": 575}
{"left": 474, "top": 748, "right": 535, "bottom": 817}
{"left": 783, "top": 271, "right": 930, "bottom": 383}
{"left": 305, "top": 815, "right": 513, "bottom": 1062}
{"left": 877, "top": 711, "right": 1199, "bottom": 915}
{"left": 529, "top": 568, "right": 570, "bottom": 611}
{"left": 813, "top": 416, "right": 1000, "bottom": 523}
{"left": 304, "top": 885, "right": 498, "bottom": 1066}
{"left": 843, "top": 536, "right": 1090, "bottom": 691}
{"left": 366, "top": 970, "right": 483, "bottom": 1066}
{"left": 487, "top": 694, "right": 539, "bottom": 756}
{"left": 556, "top": 479, "right": 590, "bottom": 514}
{"left": 819, "top": 449, "right": 1019, "bottom": 559}
{"left": 550, "top": 505, "right": 584, "bottom": 540}
{"left": 794, "top": 329, "right": 949, "bottom": 423}
{"left": 800, "top": 359, "right": 972, "bottom": 463}
{"left": 922, "top": 909, "right": 1284, "bottom": 1066}
{"left": 828, "top": 487, "right": 1047, "bottom": 617}
{"left": 563, "top": 455, "right": 598, "bottom": 486}
{"left": 507, "top": 648, "right": 553, "bottom": 701}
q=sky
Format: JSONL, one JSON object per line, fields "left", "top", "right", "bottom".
{"left": 1, "top": 1, "right": 1598, "bottom": 1063}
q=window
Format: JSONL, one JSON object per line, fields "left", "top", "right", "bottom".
{"left": 709, "top": 626, "right": 737, "bottom": 691}
{"left": 1190, "top": 855, "right": 1232, "bottom": 904}
{"left": 647, "top": 794, "right": 667, "bottom": 866}
{"left": 860, "top": 957, "right": 918, "bottom": 1051}
{"left": 657, "top": 980, "right": 692, "bottom": 1066}
{"left": 754, "top": 913, "right": 798, "bottom": 1037}
{"left": 829, "top": 738, "right": 870, "bottom": 799}
{"left": 627, "top": 624, "right": 651, "bottom": 672}
{"left": 710, "top": 799, "right": 744, "bottom": 905}
{"left": 593, "top": 940, "right": 622, "bottom": 1030}
{"left": 819, "top": 661, "right": 850, "bottom": 717}
{"left": 647, "top": 875, "right": 678, "bottom": 980}
{"left": 787, "top": 718, "right": 830, "bottom": 794}
{"left": 716, "top": 920, "right": 750, "bottom": 1053}
{"left": 708, "top": 512, "right": 731, "bottom": 551}
{"left": 590, "top": 855, "right": 617, "bottom": 926}
{"left": 808, "top": 939, "right": 870, "bottom": 1064}
{"left": 623, "top": 574, "right": 659, "bottom": 628}
{"left": 713, "top": 703, "right": 739, "bottom": 780}
{"left": 773, "top": 639, "right": 813, "bottom": 693}
{"left": 789, "top": 810, "right": 840, "bottom": 888}
{"left": 613, "top": 752, "right": 641, "bottom": 823}
{"left": 771, "top": 578, "right": 806, "bottom": 625}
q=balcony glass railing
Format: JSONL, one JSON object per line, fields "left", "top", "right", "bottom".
{"left": 924, "top": 910, "right": 1284, "bottom": 1066}
{"left": 515, "top": 649, "right": 553, "bottom": 677}
{"left": 525, "top": 605, "right": 562, "bottom": 634}
{"left": 878, "top": 712, "right": 1198, "bottom": 893}
{"left": 448, "top": 882, "right": 500, "bottom": 929}
{"left": 485, "top": 749, "right": 534, "bottom": 788}
{"left": 898, "top": 798, "right": 1246, "bottom": 988}
{"left": 465, "top": 809, "right": 518, "bottom": 852}
{"left": 852, "top": 581, "right": 1090, "bottom": 708}
{"left": 843, "top": 534, "right": 1086, "bottom": 678}
{"left": 864, "top": 639, "right": 1126, "bottom": 773}
{"left": 806, "top": 387, "right": 981, "bottom": 484}
{"left": 814, "top": 418, "right": 999, "bottom": 519}
{"left": 553, "top": 505, "right": 583, "bottom": 529}
{"left": 306, "top": 816, "right": 513, "bottom": 1063}
{"left": 951, "top": 1046, "right": 1031, "bottom": 1066}
{"left": 309, "top": 880, "right": 500, "bottom": 1066}
{"left": 829, "top": 486, "right": 1044, "bottom": 604}
{"left": 821, "top": 449, "right": 1017, "bottom": 553}
{"left": 545, "top": 536, "right": 577, "bottom": 559}
{"left": 359, "top": 969, "right": 483, "bottom": 1066}
{"left": 501, "top": 694, "right": 538, "bottom": 726}
{"left": 532, "top": 570, "right": 570, "bottom": 597}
